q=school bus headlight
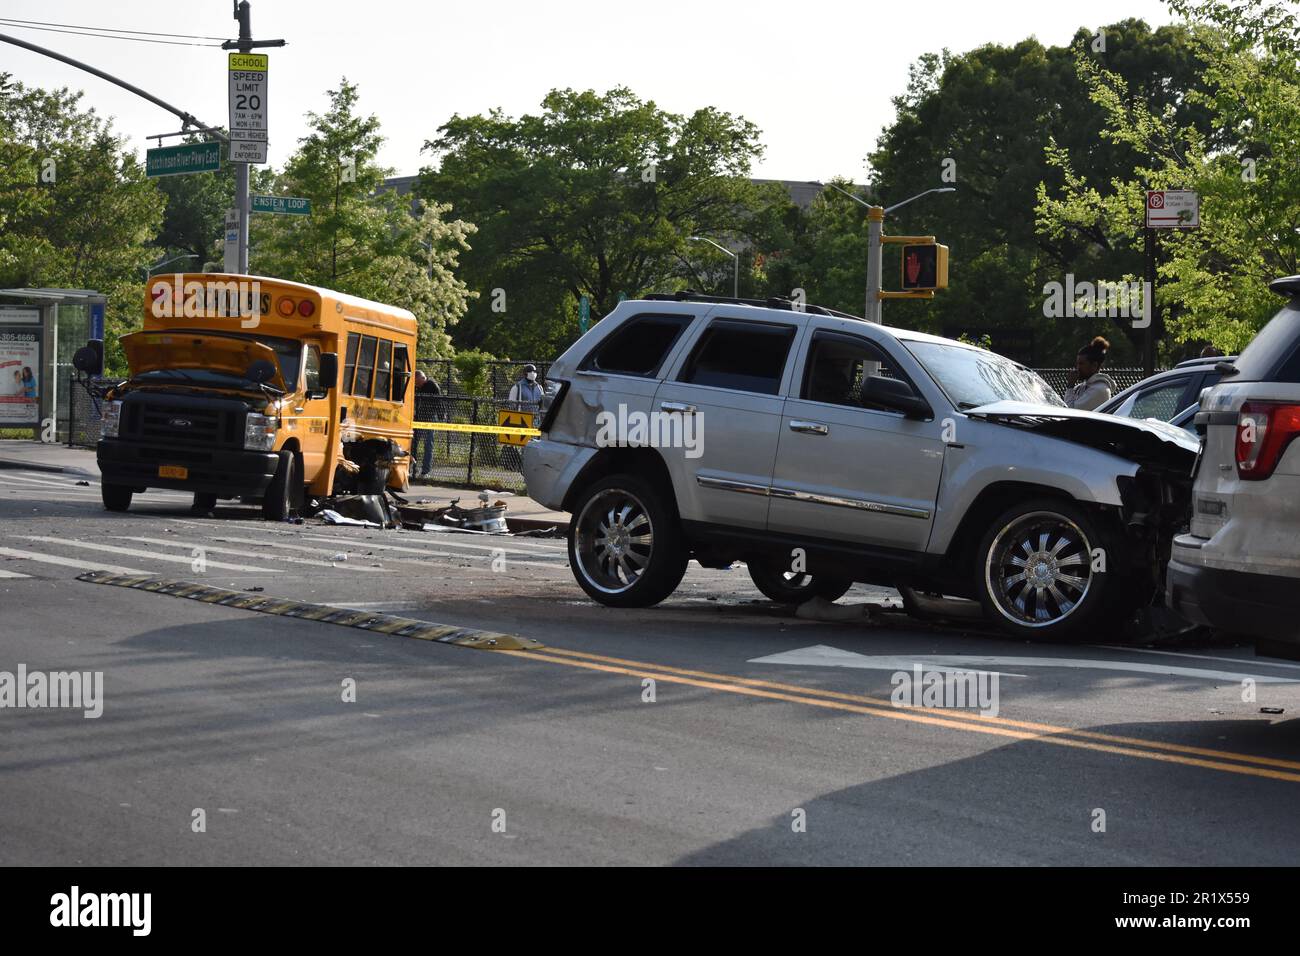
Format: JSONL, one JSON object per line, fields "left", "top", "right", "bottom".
{"left": 100, "top": 400, "right": 122, "bottom": 439}
{"left": 243, "top": 412, "right": 276, "bottom": 451}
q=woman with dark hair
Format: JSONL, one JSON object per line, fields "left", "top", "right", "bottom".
{"left": 1063, "top": 336, "right": 1115, "bottom": 410}
{"left": 20, "top": 366, "right": 37, "bottom": 400}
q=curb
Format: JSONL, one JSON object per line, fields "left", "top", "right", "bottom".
{"left": 0, "top": 456, "right": 97, "bottom": 478}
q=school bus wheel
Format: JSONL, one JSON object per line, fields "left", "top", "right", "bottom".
{"left": 263, "top": 451, "right": 301, "bottom": 521}
{"left": 102, "top": 483, "right": 133, "bottom": 513}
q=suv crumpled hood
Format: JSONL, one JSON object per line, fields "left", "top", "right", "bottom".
{"left": 121, "top": 331, "right": 286, "bottom": 391}
{"left": 964, "top": 401, "right": 1199, "bottom": 470}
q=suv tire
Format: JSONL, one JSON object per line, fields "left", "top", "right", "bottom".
{"left": 568, "top": 473, "right": 687, "bottom": 607}
{"left": 975, "top": 497, "right": 1127, "bottom": 640}
{"left": 747, "top": 558, "right": 853, "bottom": 604}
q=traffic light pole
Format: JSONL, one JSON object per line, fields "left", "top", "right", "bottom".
{"left": 865, "top": 207, "right": 884, "bottom": 324}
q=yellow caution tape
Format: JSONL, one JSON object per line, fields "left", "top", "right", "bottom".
{"left": 413, "top": 421, "right": 541, "bottom": 437}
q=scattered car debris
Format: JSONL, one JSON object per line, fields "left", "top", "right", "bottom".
{"left": 1261, "top": 707, "right": 1285, "bottom": 715}
{"left": 75, "top": 480, "right": 90, "bottom": 486}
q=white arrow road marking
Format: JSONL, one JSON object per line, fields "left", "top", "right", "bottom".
{"left": 16, "top": 537, "right": 282, "bottom": 574}
{"left": 748, "top": 645, "right": 1300, "bottom": 683}
{"left": 113, "top": 536, "right": 391, "bottom": 573}
{"left": 0, "top": 546, "right": 148, "bottom": 576}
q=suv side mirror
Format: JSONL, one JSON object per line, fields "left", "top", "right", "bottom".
{"left": 318, "top": 352, "right": 338, "bottom": 390}
{"left": 862, "top": 375, "right": 931, "bottom": 420}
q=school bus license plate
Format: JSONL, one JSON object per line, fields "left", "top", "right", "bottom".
{"left": 158, "top": 465, "right": 188, "bottom": 480}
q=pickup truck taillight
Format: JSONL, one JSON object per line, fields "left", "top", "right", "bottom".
{"left": 1235, "top": 401, "right": 1300, "bottom": 480}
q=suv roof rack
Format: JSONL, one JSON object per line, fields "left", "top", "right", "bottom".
{"left": 642, "top": 290, "right": 863, "bottom": 321}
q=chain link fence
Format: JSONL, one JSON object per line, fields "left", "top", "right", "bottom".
{"left": 1035, "top": 367, "right": 1155, "bottom": 398}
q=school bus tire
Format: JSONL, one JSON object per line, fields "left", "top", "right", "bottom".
{"left": 102, "top": 483, "right": 133, "bottom": 512}
{"left": 262, "top": 450, "right": 300, "bottom": 522}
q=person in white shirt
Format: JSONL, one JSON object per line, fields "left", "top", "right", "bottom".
{"left": 1063, "top": 336, "right": 1117, "bottom": 411}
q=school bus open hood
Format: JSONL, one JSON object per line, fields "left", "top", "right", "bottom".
{"left": 121, "top": 331, "right": 286, "bottom": 391}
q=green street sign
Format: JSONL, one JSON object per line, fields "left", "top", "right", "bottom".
{"left": 252, "top": 195, "right": 312, "bottom": 215}
{"left": 146, "top": 142, "right": 221, "bottom": 178}
{"left": 579, "top": 295, "right": 590, "bottom": 333}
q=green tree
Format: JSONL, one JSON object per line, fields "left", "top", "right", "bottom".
{"left": 1036, "top": 1, "right": 1300, "bottom": 354}
{"left": 0, "top": 75, "right": 165, "bottom": 374}
{"left": 418, "top": 87, "right": 790, "bottom": 357}
{"left": 793, "top": 22, "right": 1215, "bottom": 365}
{"left": 252, "top": 79, "right": 475, "bottom": 358}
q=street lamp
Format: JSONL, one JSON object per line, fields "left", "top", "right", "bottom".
{"left": 688, "top": 235, "right": 739, "bottom": 298}
{"left": 142, "top": 253, "right": 197, "bottom": 282}
{"left": 810, "top": 182, "right": 955, "bottom": 322}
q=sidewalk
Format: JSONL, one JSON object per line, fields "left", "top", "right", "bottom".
{"left": 0, "top": 440, "right": 570, "bottom": 532}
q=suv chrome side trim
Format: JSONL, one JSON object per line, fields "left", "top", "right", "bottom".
{"left": 768, "top": 486, "right": 931, "bottom": 519}
{"left": 696, "top": 473, "right": 931, "bottom": 520}
{"left": 696, "top": 475, "right": 771, "bottom": 497}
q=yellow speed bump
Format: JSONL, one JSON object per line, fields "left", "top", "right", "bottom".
{"left": 76, "top": 571, "right": 543, "bottom": 651}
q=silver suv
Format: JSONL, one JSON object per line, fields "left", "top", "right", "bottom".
{"left": 523, "top": 293, "right": 1199, "bottom": 640}
{"left": 1167, "top": 277, "right": 1300, "bottom": 657}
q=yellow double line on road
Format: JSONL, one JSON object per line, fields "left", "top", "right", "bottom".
{"left": 501, "top": 646, "right": 1300, "bottom": 783}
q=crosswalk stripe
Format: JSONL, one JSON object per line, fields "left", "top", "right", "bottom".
{"left": 207, "top": 534, "right": 567, "bottom": 573}
{"left": 296, "top": 532, "right": 567, "bottom": 560}
{"left": 0, "top": 546, "right": 149, "bottom": 576}
{"left": 0, "top": 567, "right": 33, "bottom": 579}
{"left": 16, "top": 536, "right": 283, "bottom": 573}
{"left": 113, "top": 535, "right": 391, "bottom": 573}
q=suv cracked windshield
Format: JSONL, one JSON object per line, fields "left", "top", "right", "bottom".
{"left": 903, "top": 340, "right": 1065, "bottom": 409}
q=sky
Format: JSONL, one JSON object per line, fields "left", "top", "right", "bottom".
{"left": 1, "top": 0, "right": 1178, "bottom": 183}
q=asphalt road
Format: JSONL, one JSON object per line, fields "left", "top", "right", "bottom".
{"left": 3, "top": 465, "right": 1300, "bottom": 866}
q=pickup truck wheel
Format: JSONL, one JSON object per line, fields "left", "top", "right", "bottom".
{"left": 976, "top": 498, "right": 1119, "bottom": 640}
{"left": 568, "top": 474, "right": 687, "bottom": 608}
{"left": 101, "top": 483, "right": 133, "bottom": 512}
{"left": 262, "top": 451, "right": 299, "bottom": 521}
{"left": 747, "top": 559, "right": 852, "bottom": 604}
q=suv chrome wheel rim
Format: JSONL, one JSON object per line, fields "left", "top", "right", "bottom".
{"left": 574, "top": 488, "right": 654, "bottom": 594}
{"left": 985, "top": 511, "right": 1092, "bottom": 628}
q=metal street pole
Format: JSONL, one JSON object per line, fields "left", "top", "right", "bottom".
{"left": 223, "top": 2, "right": 285, "bottom": 275}
{"left": 233, "top": 3, "right": 252, "bottom": 275}
{"left": 688, "top": 236, "right": 738, "bottom": 297}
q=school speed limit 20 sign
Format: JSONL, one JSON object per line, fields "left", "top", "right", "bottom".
{"left": 228, "top": 53, "right": 268, "bottom": 164}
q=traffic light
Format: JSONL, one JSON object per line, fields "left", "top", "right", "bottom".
{"left": 900, "top": 243, "right": 949, "bottom": 291}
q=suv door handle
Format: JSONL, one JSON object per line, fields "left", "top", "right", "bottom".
{"left": 789, "top": 420, "right": 829, "bottom": 435}
{"left": 660, "top": 401, "right": 697, "bottom": 414}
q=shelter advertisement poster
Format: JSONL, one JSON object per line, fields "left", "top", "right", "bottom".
{"left": 0, "top": 329, "right": 41, "bottom": 426}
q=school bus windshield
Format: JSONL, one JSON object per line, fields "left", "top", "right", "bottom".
{"left": 133, "top": 330, "right": 305, "bottom": 391}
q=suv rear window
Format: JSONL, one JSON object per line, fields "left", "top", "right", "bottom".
{"left": 1232, "top": 300, "right": 1300, "bottom": 382}
{"left": 678, "top": 319, "right": 796, "bottom": 395}
{"left": 582, "top": 313, "right": 693, "bottom": 376}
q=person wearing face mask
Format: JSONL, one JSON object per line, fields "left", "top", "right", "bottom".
{"left": 508, "top": 363, "right": 543, "bottom": 408}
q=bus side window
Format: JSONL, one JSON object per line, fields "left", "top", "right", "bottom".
{"left": 374, "top": 340, "right": 393, "bottom": 401}
{"left": 342, "top": 333, "right": 360, "bottom": 393}
{"left": 353, "top": 335, "right": 377, "bottom": 397}
{"left": 392, "top": 344, "right": 411, "bottom": 401}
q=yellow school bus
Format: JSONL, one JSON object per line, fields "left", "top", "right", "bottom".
{"left": 96, "top": 273, "right": 418, "bottom": 518}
